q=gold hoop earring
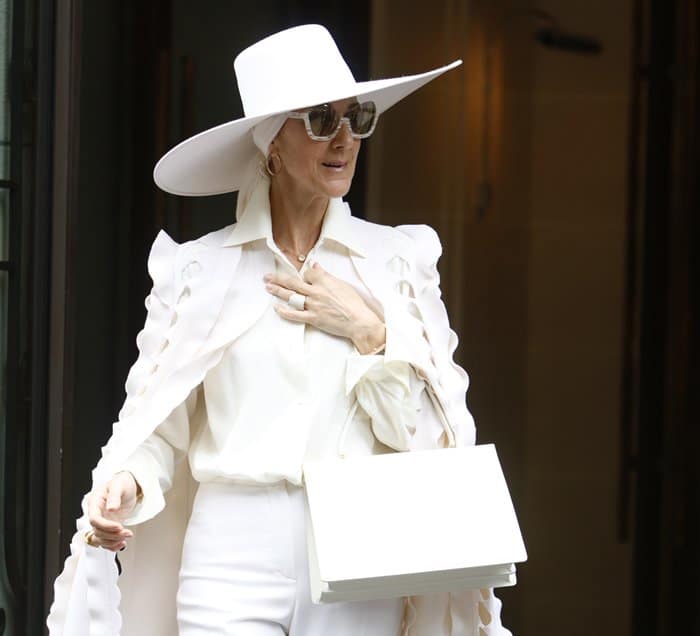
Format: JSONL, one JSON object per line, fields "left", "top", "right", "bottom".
{"left": 265, "top": 153, "right": 282, "bottom": 177}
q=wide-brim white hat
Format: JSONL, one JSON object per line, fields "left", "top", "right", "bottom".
{"left": 153, "top": 24, "right": 462, "bottom": 197}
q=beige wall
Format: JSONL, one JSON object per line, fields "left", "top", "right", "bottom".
{"left": 368, "top": 1, "right": 633, "bottom": 634}
{"left": 522, "top": 1, "right": 633, "bottom": 632}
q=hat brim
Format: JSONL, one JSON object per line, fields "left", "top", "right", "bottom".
{"left": 153, "top": 60, "right": 462, "bottom": 197}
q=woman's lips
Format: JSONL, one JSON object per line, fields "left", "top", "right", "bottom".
{"left": 322, "top": 161, "right": 347, "bottom": 171}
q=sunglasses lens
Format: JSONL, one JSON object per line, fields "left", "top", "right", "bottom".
{"left": 348, "top": 102, "right": 377, "bottom": 136}
{"left": 307, "top": 104, "right": 339, "bottom": 138}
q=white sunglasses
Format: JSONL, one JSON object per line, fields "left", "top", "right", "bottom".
{"left": 287, "top": 101, "right": 379, "bottom": 141}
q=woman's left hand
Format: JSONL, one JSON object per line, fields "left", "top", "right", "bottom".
{"left": 264, "top": 263, "right": 386, "bottom": 354}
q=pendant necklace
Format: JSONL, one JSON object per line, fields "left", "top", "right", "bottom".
{"left": 276, "top": 231, "right": 318, "bottom": 264}
{"left": 278, "top": 243, "right": 311, "bottom": 264}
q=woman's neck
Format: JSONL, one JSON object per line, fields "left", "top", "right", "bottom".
{"left": 269, "top": 178, "right": 329, "bottom": 257}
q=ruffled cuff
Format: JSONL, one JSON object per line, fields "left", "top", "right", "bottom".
{"left": 115, "top": 451, "right": 166, "bottom": 526}
{"left": 345, "top": 352, "right": 411, "bottom": 398}
{"left": 345, "top": 331, "right": 424, "bottom": 450}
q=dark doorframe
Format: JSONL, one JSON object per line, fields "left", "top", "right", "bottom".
{"left": 0, "top": 0, "right": 61, "bottom": 630}
{"left": 26, "top": 0, "right": 58, "bottom": 630}
{"left": 662, "top": 0, "right": 700, "bottom": 632}
{"left": 624, "top": 0, "right": 700, "bottom": 633}
{"left": 43, "top": 0, "right": 82, "bottom": 623}
{"left": 629, "top": 0, "right": 675, "bottom": 630}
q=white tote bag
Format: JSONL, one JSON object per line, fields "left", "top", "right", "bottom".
{"left": 302, "top": 444, "right": 527, "bottom": 603}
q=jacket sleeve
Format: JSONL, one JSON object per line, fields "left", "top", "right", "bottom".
{"left": 104, "top": 229, "right": 208, "bottom": 526}
{"left": 395, "top": 223, "right": 476, "bottom": 449}
{"left": 116, "top": 383, "right": 200, "bottom": 526}
{"left": 97, "top": 227, "right": 198, "bottom": 527}
{"left": 345, "top": 224, "right": 476, "bottom": 452}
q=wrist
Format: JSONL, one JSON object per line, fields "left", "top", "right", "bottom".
{"left": 353, "top": 320, "right": 386, "bottom": 355}
{"left": 116, "top": 470, "right": 143, "bottom": 501}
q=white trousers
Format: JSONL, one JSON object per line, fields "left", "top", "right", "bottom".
{"left": 177, "top": 480, "right": 404, "bottom": 635}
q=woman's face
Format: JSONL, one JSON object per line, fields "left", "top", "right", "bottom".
{"left": 270, "top": 98, "right": 361, "bottom": 200}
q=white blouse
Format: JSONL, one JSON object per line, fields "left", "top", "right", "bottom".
{"left": 118, "top": 194, "right": 431, "bottom": 526}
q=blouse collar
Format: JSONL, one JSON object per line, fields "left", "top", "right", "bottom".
{"left": 222, "top": 177, "right": 366, "bottom": 258}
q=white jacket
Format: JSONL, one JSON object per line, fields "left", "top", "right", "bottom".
{"left": 46, "top": 199, "right": 512, "bottom": 635}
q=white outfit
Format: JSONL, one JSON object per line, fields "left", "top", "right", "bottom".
{"left": 115, "top": 187, "right": 438, "bottom": 633}
{"left": 46, "top": 176, "right": 513, "bottom": 635}
{"left": 177, "top": 480, "right": 403, "bottom": 635}
{"left": 118, "top": 191, "right": 431, "bottom": 526}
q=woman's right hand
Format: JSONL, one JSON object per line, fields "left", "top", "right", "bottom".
{"left": 86, "top": 471, "right": 140, "bottom": 551}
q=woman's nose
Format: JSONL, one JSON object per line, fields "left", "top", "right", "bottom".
{"left": 332, "top": 119, "right": 354, "bottom": 148}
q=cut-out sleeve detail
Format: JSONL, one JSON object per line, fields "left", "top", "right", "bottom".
{"left": 108, "top": 231, "right": 208, "bottom": 527}
{"left": 394, "top": 224, "right": 476, "bottom": 447}
{"left": 344, "top": 245, "right": 445, "bottom": 452}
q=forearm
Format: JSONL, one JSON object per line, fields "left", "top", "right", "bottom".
{"left": 114, "top": 470, "right": 143, "bottom": 499}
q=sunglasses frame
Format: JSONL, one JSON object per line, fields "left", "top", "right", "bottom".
{"left": 287, "top": 101, "right": 379, "bottom": 141}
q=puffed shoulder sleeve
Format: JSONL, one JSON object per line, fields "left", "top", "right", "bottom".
{"left": 394, "top": 224, "right": 476, "bottom": 448}
{"left": 116, "top": 230, "right": 180, "bottom": 422}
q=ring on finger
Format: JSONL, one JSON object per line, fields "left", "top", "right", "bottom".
{"left": 84, "top": 529, "right": 98, "bottom": 547}
{"left": 288, "top": 292, "right": 306, "bottom": 311}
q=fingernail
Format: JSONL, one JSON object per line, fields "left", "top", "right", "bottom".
{"left": 263, "top": 274, "right": 272, "bottom": 282}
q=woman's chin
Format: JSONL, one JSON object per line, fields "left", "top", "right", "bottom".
{"left": 324, "top": 177, "right": 353, "bottom": 199}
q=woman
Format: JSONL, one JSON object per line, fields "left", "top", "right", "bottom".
{"left": 47, "top": 24, "right": 511, "bottom": 635}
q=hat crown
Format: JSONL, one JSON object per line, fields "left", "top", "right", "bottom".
{"left": 234, "top": 25, "right": 357, "bottom": 117}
